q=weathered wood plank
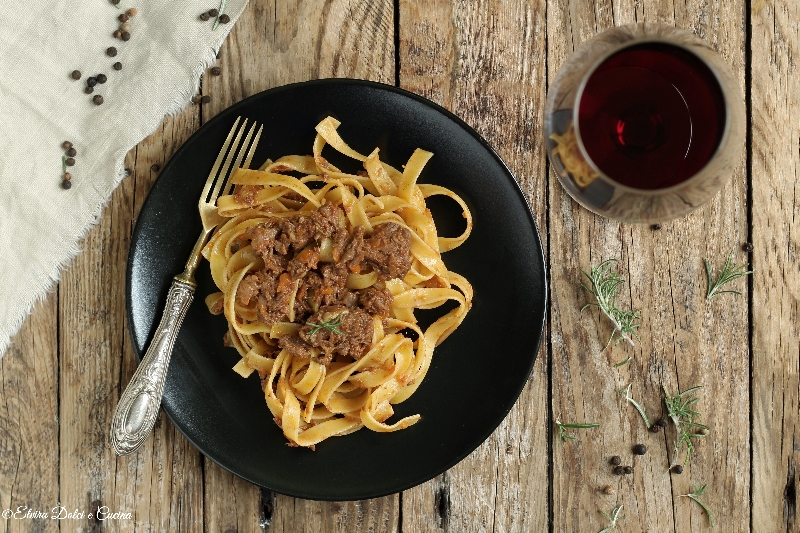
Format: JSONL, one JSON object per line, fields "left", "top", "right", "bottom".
{"left": 199, "top": 1, "right": 397, "bottom": 531}
{"left": 751, "top": 0, "right": 800, "bottom": 530}
{"left": 546, "top": 1, "right": 749, "bottom": 532}
{"left": 0, "top": 294, "right": 59, "bottom": 533}
{"left": 58, "top": 110, "right": 203, "bottom": 533}
{"left": 399, "top": 0, "right": 550, "bottom": 531}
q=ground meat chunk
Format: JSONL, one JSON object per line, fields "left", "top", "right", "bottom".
{"left": 358, "top": 286, "right": 393, "bottom": 317}
{"left": 363, "top": 223, "right": 413, "bottom": 280}
{"left": 287, "top": 248, "right": 320, "bottom": 280}
{"left": 234, "top": 184, "right": 261, "bottom": 205}
{"left": 299, "top": 306, "right": 374, "bottom": 361}
{"left": 278, "top": 334, "right": 314, "bottom": 360}
{"left": 331, "top": 227, "right": 350, "bottom": 262}
{"left": 256, "top": 273, "right": 295, "bottom": 325}
{"left": 320, "top": 263, "right": 349, "bottom": 306}
{"left": 236, "top": 274, "right": 261, "bottom": 306}
{"left": 311, "top": 203, "right": 340, "bottom": 237}
{"left": 248, "top": 223, "right": 278, "bottom": 257}
{"left": 340, "top": 225, "right": 365, "bottom": 270}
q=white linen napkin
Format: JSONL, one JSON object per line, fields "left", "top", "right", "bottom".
{"left": 0, "top": 0, "right": 249, "bottom": 357}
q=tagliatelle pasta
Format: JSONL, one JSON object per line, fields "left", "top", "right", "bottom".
{"left": 202, "top": 117, "right": 473, "bottom": 449}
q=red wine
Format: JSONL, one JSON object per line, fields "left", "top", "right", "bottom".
{"left": 577, "top": 43, "right": 726, "bottom": 190}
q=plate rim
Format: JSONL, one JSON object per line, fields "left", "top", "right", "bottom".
{"left": 125, "top": 78, "right": 548, "bottom": 501}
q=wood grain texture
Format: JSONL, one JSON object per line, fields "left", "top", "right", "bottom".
{"left": 399, "top": 0, "right": 550, "bottom": 531}
{"left": 546, "top": 1, "right": 749, "bottom": 532}
{"left": 751, "top": 0, "right": 800, "bottom": 530}
{"left": 0, "top": 295, "right": 59, "bottom": 533}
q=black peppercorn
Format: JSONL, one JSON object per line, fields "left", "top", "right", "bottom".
{"left": 609, "top": 455, "right": 621, "bottom": 466}
{"left": 84, "top": 86, "right": 94, "bottom": 94}
{"left": 113, "top": 62, "right": 122, "bottom": 71}
{"left": 219, "top": 13, "right": 230, "bottom": 23}
{"left": 208, "top": 8, "right": 219, "bottom": 16}
{"left": 66, "top": 147, "right": 77, "bottom": 157}
{"left": 62, "top": 141, "right": 73, "bottom": 150}
{"left": 61, "top": 179, "right": 72, "bottom": 189}
{"left": 87, "top": 77, "right": 97, "bottom": 87}
{"left": 65, "top": 158, "right": 75, "bottom": 166}
{"left": 97, "top": 74, "right": 107, "bottom": 84}
{"left": 743, "top": 242, "right": 754, "bottom": 253}
{"left": 623, "top": 466, "right": 633, "bottom": 475}
{"left": 613, "top": 466, "right": 625, "bottom": 475}
{"left": 632, "top": 444, "right": 647, "bottom": 455}
{"left": 121, "top": 31, "right": 131, "bottom": 41}
{"left": 649, "top": 424, "right": 661, "bottom": 433}
{"left": 93, "top": 95, "right": 104, "bottom": 105}
{"left": 126, "top": 8, "right": 137, "bottom": 16}
{"left": 199, "top": 12, "right": 210, "bottom": 21}
{"left": 113, "top": 30, "right": 123, "bottom": 39}
{"left": 201, "top": 95, "right": 211, "bottom": 104}
{"left": 655, "top": 418, "right": 667, "bottom": 428}
{"left": 107, "top": 46, "right": 118, "bottom": 57}
{"left": 602, "top": 485, "right": 615, "bottom": 495}
{"left": 63, "top": 172, "right": 72, "bottom": 181}
{"left": 71, "top": 70, "right": 82, "bottom": 80}
{"left": 118, "top": 13, "right": 129, "bottom": 22}
{"left": 124, "top": 168, "right": 132, "bottom": 177}
{"left": 671, "top": 465, "right": 683, "bottom": 474}
{"left": 211, "top": 66, "right": 221, "bottom": 76}
{"left": 151, "top": 164, "right": 160, "bottom": 172}
{"left": 651, "top": 223, "right": 662, "bottom": 230}
{"left": 111, "top": 0, "right": 120, "bottom": 4}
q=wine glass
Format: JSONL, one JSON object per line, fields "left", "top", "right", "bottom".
{"left": 544, "top": 23, "right": 745, "bottom": 223}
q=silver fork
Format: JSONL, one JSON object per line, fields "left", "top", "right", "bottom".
{"left": 111, "top": 117, "right": 263, "bottom": 456}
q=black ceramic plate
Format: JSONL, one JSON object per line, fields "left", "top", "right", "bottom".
{"left": 127, "top": 79, "right": 546, "bottom": 501}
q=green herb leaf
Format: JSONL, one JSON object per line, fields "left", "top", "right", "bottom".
{"left": 614, "top": 357, "right": 631, "bottom": 367}
{"left": 306, "top": 312, "right": 344, "bottom": 336}
{"left": 598, "top": 504, "right": 624, "bottom": 533}
{"left": 705, "top": 251, "right": 753, "bottom": 299}
{"left": 681, "top": 484, "right": 715, "bottom": 527}
{"left": 620, "top": 383, "right": 650, "bottom": 428}
{"left": 581, "top": 259, "right": 642, "bottom": 350}
{"left": 62, "top": 155, "right": 66, "bottom": 174}
{"left": 554, "top": 419, "right": 600, "bottom": 443}
{"left": 212, "top": 0, "right": 227, "bottom": 30}
{"left": 664, "top": 385, "right": 708, "bottom": 468}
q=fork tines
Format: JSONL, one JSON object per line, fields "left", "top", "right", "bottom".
{"left": 201, "top": 117, "right": 263, "bottom": 208}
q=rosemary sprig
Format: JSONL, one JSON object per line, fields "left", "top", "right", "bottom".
{"left": 663, "top": 385, "right": 709, "bottom": 468}
{"left": 705, "top": 251, "right": 753, "bottom": 299}
{"left": 554, "top": 419, "right": 600, "bottom": 442}
{"left": 614, "top": 357, "right": 631, "bottom": 368}
{"left": 681, "top": 484, "right": 715, "bottom": 527}
{"left": 581, "top": 259, "right": 642, "bottom": 350}
{"left": 212, "top": 0, "right": 228, "bottom": 30}
{"left": 619, "top": 383, "right": 650, "bottom": 428}
{"left": 62, "top": 156, "right": 67, "bottom": 174}
{"left": 306, "top": 312, "right": 344, "bottom": 336}
{"left": 598, "top": 504, "right": 624, "bottom": 533}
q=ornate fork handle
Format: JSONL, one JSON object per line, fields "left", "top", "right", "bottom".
{"left": 111, "top": 279, "right": 195, "bottom": 455}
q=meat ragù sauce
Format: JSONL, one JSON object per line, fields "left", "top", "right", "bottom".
{"left": 234, "top": 203, "right": 412, "bottom": 366}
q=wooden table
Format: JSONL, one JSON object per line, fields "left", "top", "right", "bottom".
{"left": 1, "top": 0, "right": 797, "bottom": 531}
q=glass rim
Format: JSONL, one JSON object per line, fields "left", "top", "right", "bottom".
{"left": 571, "top": 35, "right": 735, "bottom": 196}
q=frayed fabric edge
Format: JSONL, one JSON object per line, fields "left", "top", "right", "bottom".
{"left": 0, "top": 33, "right": 231, "bottom": 359}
